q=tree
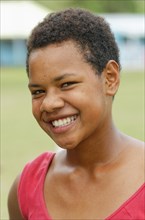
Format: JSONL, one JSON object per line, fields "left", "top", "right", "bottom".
{"left": 36, "top": 0, "right": 144, "bottom": 13}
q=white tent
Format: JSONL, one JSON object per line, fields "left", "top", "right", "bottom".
{"left": 102, "top": 14, "right": 144, "bottom": 38}
{"left": 0, "top": 1, "right": 50, "bottom": 39}
{"left": 1, "top": 1, "right": 144, "bottom": 39}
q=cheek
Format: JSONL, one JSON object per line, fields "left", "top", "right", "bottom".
{"left": 75, "top": 85, "right": 104, "bottom": 109}
{"left": 81, "top": 90, "right": 106, "bottom": 123}
{"left": 32, "top": 101, "right": 40, "bottom": 120}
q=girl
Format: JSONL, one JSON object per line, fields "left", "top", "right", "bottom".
{"left": 8, "top": 8, "right": 144, "bottom": 220}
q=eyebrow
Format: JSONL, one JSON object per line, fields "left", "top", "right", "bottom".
{"left": 53, "top": 73, "right": 77, "bottom": 82}
{"left": 28, "top": 73, "right": 77, "bottom": 88}
{"left": 28, "top": 83, "right": 41, "bottom": 88}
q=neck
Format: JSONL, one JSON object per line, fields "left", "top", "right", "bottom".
{"left": 66, "top": 124, "right": 125, "bottom": 169}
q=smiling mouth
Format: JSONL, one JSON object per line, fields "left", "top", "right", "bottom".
{"left": 51, "top": 115, "right": 77, "bottom": 128}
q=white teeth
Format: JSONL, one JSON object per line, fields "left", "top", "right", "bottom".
{"left": 67, "top": 117, "right": 71, "bottom": 123}
{"left": 52, "top": 115, "right": 77, "bottom": 128}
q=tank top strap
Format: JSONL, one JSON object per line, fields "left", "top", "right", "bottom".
{"left": 18, "top": 152, "right": 55, "bottom": 219}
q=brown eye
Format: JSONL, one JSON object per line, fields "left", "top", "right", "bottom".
{"left": 31, "top": 90, "right": 45, "bottom": 95}
{"left": 61, "top": 82, "right": 76, "bottom": 89}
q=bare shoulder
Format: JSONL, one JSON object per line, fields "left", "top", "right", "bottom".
{"left": 127, "top": 135, "right": 145, "bottom": 152}
{"left": 8, "top": 175, "right": 25, "bottom": 220}
{"left": 124, "top": 135, "right": 145, "bottom": 168}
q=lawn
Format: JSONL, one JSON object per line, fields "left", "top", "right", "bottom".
{"left": 1, "top": 67, "right": 144, "bottom": 219}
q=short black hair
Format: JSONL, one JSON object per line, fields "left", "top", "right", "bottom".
{"left": 26, "top": 8, "right": 120, "bottom": 74}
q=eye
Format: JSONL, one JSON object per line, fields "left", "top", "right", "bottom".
{"left": 31, "top": 89, "right": 45, "bottom": 96}
{"left": 61, "top": 81, "right": 77, "bottom": 89}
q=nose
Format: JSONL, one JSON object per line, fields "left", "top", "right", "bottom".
{"left": 40, "top": 91, "right": 65, "bottom": 113}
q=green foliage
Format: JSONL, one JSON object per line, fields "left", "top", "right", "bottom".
{"left": 36, "top": 0, "right": 144, "bottom": 13}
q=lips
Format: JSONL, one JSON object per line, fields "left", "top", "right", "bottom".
{"left": 51, "top": 115, "right": 77, "bottom": 128}
{"left": 42, "top": 113, "right": 78, "bottom": 135}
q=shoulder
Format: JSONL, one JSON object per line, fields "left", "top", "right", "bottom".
{"left": 18, "top": 151, "right": 55, "bottom": 196}
{"left": 119, "top": 134, "right": 144, "bottom": 178}
{"left": 8, "top": 152, "right": 55, "bottom": 220}
{"left": 29, "top": 151, "right": 55, "bottom": 166}
{"left": 125, "top": 135, "right": 144, "bottom": 162}
{"left": 122, "top": 134, "right": 144, "bottom": 152}
{"left": 20, "top": 151, "right": 55, "bottom": 177}
{"left": 8, "top": 175, "right": 25, "bottom": 220}
{"left": 127, "top": 136, "right": 144, "bottom": 156}
{"left": 124, "top": 136, "right": 145, "bottom": 179}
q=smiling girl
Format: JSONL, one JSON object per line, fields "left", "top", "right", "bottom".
{"left": 8, "top": 8, "right": 144, "bottom": 220}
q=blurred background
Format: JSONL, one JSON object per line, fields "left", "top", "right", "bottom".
{"left": 1, "top": 0, "right": 144, "bottom": 218}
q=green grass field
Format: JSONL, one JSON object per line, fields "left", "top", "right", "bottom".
{"left": 1, "top": 67, "right": 144, "bottom": 219}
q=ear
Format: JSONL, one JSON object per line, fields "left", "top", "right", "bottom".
{"left": 103, "top": 60, "right": 120, "bottom": 96}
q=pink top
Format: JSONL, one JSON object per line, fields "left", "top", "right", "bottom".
{"left": 18, "top": 152, "right": 145, "bottom": 220}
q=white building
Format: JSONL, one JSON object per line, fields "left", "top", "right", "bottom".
{"left": 0, "top": 1, "right": 50, "bottom": 66}
{"left": 0, "top": 1, "right": 144, "bottom": 70}
{"left": 102, "top": 14, "right": 144, "bottom": 70}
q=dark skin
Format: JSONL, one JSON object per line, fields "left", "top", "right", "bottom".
{"left": 44, "top": 138, "right": 144, "bottom": 219}
{"left": 8, "top": 175, "right": 25, "bottom": 220}
{"left": 8, "top": 41, "right": 144, "bottom": 219}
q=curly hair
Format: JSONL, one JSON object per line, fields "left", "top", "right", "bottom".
{"left": 26, "top": 8, "right": 120, "bottom": 74}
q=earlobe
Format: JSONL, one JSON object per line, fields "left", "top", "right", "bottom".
{"left": 103, "top": 60, "right": 120, "bottom": 96}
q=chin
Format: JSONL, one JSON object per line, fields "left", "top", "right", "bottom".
{"left": 54, "top": 139, "right": 78, "bottom": 150}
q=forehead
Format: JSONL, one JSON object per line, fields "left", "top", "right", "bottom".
{"left": 28, "top": 40, "right": 97, "bottom": 82}
{"left": 28, "top": 40, "right": 92, "bottom": 81}
{"left": 29, "top": 40, "right": 83, "bottom": 63}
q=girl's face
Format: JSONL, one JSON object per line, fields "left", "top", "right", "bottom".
{"left": 28, "top": 41, "right": 110, "bottom": 149}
